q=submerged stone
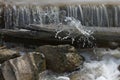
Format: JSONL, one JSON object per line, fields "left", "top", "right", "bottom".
{"left": 37, "top": 45, "right": 84, "bottom": 73}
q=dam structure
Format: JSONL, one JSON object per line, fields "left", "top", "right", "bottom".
{"left": 0, "top": 0, "right": 119, "bottom": 29}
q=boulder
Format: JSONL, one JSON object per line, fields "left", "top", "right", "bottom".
{"left": 0, "top": 48, "right": 20, "bottom": 63}
{"left": 118, "top": 65, "right": 120, "bottom": 71}
{"left": 37, "top": 45, "right": 84, "bottom": 73}
{"left": 1, "top": 52, "right": 46, "bottom": 80}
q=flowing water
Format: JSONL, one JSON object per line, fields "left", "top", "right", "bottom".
{"left": 55, "top": 17, "right": 94, "bottom": 47}
{"left": 37, "top": 14, "right": 120, "bottom": 80}
{"left": 38, "top": 48, "right": 120, "bottom": 80}
{"left": 1, "top": 1, "right": 120, "bottom": 80}
{"left": 2, "top": 3, "right": 120, "bottom": 29}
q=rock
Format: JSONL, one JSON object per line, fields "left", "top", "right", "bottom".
{"left": 0, "top": 68, "right": 4, "bottom": 80}
{"left": 118, "top": 65, "right": 120, "bottom": 71}
{"left": 37, "top": 45, "right": 84, "bottom": 73}
{"left": 69, "top": 72, "right": 95, "bottom": 80}
{"left": 1, "top": 52, "right": 46, "bottom": 80}
{"left": 109, "top": 42, "right": 118, "bottom": 50}
{"left": 0, "top": 48, "right": 20, "bottom": 63}
{"left": 39, "top": 71, "right": 57, "bottom": 80}
{"left": 69, "top": 72, "right": 81, "bottom": 80}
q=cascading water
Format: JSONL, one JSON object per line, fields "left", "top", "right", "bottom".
{"left": 4, "top": 4, "right": 60, "bottom": 29}
{"left": 2, "top": 4, "right": 120, "bottom": 29}
{"left": 1, "top": 1, "right": 120, "bottom": 80}
{"left": 55, "top": 17, "right": 94, "bottom": 47}
{"left": 38, "top": 48, "right": 120, "bottom": 80}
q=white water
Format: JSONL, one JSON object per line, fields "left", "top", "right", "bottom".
{"left": 70, "top": 49, "right": 120, "bottom": 80}
{"left": 79, "top": 58, "right": 120, "bottom": 80}
{"left": 55, "top": 17, "right": 94, "bottom": 47}
{"left": 39, "top": 48, "right": 120, "bottom": 80}
{"left": 5, "top": 15, "right": 120, "bottom": 80}
{"left": 2, "top": 0, "right": 120, "bottom": 80}
{"left": 55, "top": 17, "right": 91, "bottom": 38}
{"left": 3, "top": 3, "right": 120, "bottom": 28}
{"left": 64, "top": 17, "right": 93, "bottom": 36}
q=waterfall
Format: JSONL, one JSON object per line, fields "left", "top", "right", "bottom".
{"left": 1, "top": 2, "right": 120, "bottom": 80}
{"left": 0, "top": 4, "right": 120, "bottom": 28}
{"left": 3, "top": 4, "right": 60, "bottom": 29}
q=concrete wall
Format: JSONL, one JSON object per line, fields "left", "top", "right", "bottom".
{"left": 3, "top": 0, "right": 120, "bottom": 5}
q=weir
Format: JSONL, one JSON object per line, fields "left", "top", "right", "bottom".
{"left": 0, "top": 2, "right": 120, "bottom": 29}
{"left": 0, "top": 1, "right": 120, "bottom": 80}
{"left": 0, "top": 1, "right": 120, "bottom": 48}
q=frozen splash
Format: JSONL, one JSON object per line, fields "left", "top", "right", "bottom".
{"left": 64, "top": 17, "right": 93, "bottom": 36}
{"left": 55, "top": 17, "right": 94, "bottom": 47}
